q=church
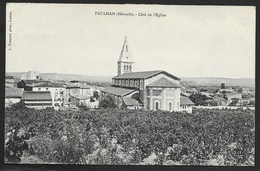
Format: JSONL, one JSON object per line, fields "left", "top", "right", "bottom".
{"left": 101, "top": 37, "right": 194, "bottom": 112}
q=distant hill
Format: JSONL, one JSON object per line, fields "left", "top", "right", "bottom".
{"left": 6, "top": 72, "right": 113, "bottom": 83}
{"left": 180, "top": 77, "right": 255, "bottom": 88}
{"left": 6, "top": 72, "right": 255, "bottom": 88}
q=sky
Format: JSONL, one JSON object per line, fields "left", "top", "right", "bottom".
{"left": 6, "top": 4, "right": 255, "bottom": 78}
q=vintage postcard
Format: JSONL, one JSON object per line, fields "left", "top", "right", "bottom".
{"left": 5, "top": 3, "right": 255, "bottom": 166}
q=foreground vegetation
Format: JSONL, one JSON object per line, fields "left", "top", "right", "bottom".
{"left": 5, "top": 104, "right": 255, "bottom": 165}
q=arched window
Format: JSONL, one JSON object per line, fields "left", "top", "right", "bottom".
{"left": 130, "top": 80, "right": 133, "bottom": 86}
{"left": 135, "top": 81, "right": 138, "bottom": 87}
{"left": 140, "top": 80, "right": 144, "bottom": 90}
{"left": 126, "top": 65, "right": 129, "bottom": 71}
{"left": 154, "top": 101, "right": 160, "bottom": 110}
{"left": 122, "top": 80, "right": 125, "bottom": 86}
{"left": 129, "top": 65, "right": 132, "bottom": 71}
{"left": 124, "top": 65, "right": 126, "bottom": 71}
{"left": 169, "top": 102, "right": 172, "bottom": 111}
{"left": 126, "top": 45, "right": 128, "bottom": 52}
{"left": 126, "top": 80, "right": 129, "bottom": 86}
{"left": 118, "top": 65, "right": 121, "bottom": 71}
{"left": 115, "top": 80, "right": 118, "bottom": 85}
{"left": 119, "top": 80, "right": 121, "bottom": 85}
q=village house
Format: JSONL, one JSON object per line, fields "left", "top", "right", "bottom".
{"left": 185, "top": 88, "right": 198, "bottom": 96}
{"left": 240, "top": 97, "right": 255, "bottom": 106}
{"left": 218, "top": 87, "right": 234, "bottom": 93}
{"left": 180, "top": 96, "right": 194, "bottom": 113}
{"left": 101, "top": 37, "right": 193, "bottom": 113}
{"left": 69, "top": 94, "right": 90, "bottom": 106}
{"left": 241, "top": 87, "right": 251, "bottom": 94}
{"left": 5, "top": 87, "right": 24, "bottom": 107}
{"left": 69, "top": 94, "right": 99, "bottom": 108}
{"left": 21, "top": 71, "right": 40, "bottom": 80}
{"left": 32, "top": 82, "right": 65, "bottom": 107}
{"left": 226, "top": 92, "right": 242, "bottom": 104}
{"left": 213, "top": 96, "right": 228, "bottom": 106}
{"left": 21, "top": 91, "right": 52, "bottom": 109}
{"left": 5, "top": 75, "right": 16, "bottom": 88}
{"left": 17, "top": 80, "right": 51, "bottom": 91}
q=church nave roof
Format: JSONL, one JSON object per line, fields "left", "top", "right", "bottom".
{"left": 113, "top": 70, "right": 180, "bottom": 80}
{"left": 102, "top": 86, "right": 138, "bottom": 97}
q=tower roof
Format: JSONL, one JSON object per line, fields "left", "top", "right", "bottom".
{"left": 118, "top": 36, "right": 134, "bottom": 63}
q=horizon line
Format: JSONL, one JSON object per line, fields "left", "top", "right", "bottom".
{"left": 6, "top": 71, "right": 255, "bottom": 80}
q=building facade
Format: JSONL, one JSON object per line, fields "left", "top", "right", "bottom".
{"left": 5, "top": 76, "right": 15, "bottom": 88}
{"left": 5, "top": 87, "right": 24, "bottom": 107}
{"left": 21, "top": 71, "right": 40, "bottom": 80}
{"left": 101, "top": 37, "right": 193, "bottom": 112}
{"left": 21, "top": 91, "right": 52, "bottom": 109}
{"left": 32, "top": 82, "right": 65, "bottom": 107}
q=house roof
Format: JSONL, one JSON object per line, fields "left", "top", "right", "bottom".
{"left": 80, "top": 85, "right": 90, "bottom": 89}
{"left": 5, "top": 88, "right": 23, "bottom": 98}
{"left": 226, "top": 92, "right": 242, "bottom": 96}
{"left": 102, "top": 86, "right": 137, "bottom": 96}
{"left": 214, "top": 96, "right": 227, "bottom": 102}
{"left": 113, "top": 70, "right": 180, "bottom": 80}
{"left": 70, "top": 94, "right": 90, "bottom": 100}
{"left": 180, "top": 96, "right": 194, "bottom": 105}
{"left": 123, "top": 97, "right": 143, "bottom": 106}
{"left": 20, "top": 80, "right": 51, "bottom": 86}
{"left": 147, "top": 77, "right": 181, "bottom": 88}
{"left": 33, "top": 82, "right": 64, "bottom": 88}
{"left": 65, "top": 83, "right": 80, "bottom": 89}
{"left": 186, "top": 88, "right": 198, "bottom": 93}
{"left": 21, "top": 91, "right": 52, "bottom": 101}
{"left": 5, "top": 75, "right": 14, "bottom": 79}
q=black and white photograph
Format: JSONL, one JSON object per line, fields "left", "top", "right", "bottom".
{"left": 4, "top": 3, "right": 255, "bottom": 166}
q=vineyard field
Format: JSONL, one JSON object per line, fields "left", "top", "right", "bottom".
{"left": 5, "top": 105, "right": 255, "bottom": 165}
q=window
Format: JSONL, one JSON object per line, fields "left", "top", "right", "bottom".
{"left": 126, "top": 65, "right": 129, "bottom": 71}
{"left": 169, "top": 102, "right": 172, "bottom": 111}
{"left": 46, "top": 88, "right": 49, "bottom": 91}
{"left": 140, "top": 80, "right": 144, "bottom": 90}
{"left": 126, "top": 45, "right": 128, "bottom": 52}
{"left": 135, "top": 81, "right": 138, "bottom": 87}
{"left": 122, "top": 80, "right": 125, "bottom": 86}
{"left": 124, "top": 65, "right": 126, "bottom": 71}
{"left": 119, "top": 80, "right": 121, "bottom": 85}
{"left": 115, "top": 80, "right": 118, "bottom": 85}
{"left": 126, "top": 80, "right": 129, "bottom": 86}
{"left": 38, "top": 88, "right": 41, "bottom": 91}
{"left": 129, "top": 65, "right": 132, "bottom": 71}
{"left": 130, "top": 80, "right": 133, "bottom": 86}
{"left": 155, "top": 101, "right": 160, "bottom": 110}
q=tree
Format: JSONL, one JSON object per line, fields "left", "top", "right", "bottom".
{"left": 237, "top": 88, "right": 243, "bottom": 93}
{"left": 189, "top": 93, "right": 211, "bottom": 106}
{"left": 229, "top": 98, "right": 239, "bottom": 106}
{"left": 222, "top": 91, "right": 228, "bottom": 100}
{"left": 99, "top": 96, "right": 116, "bottom": 108}
{"left": 93, "top": 90, "right": 99, "bottom": 99}
{"left": 90, "top": 97, "right": 95, "bottom": 102}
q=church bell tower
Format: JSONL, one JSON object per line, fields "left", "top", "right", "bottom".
{"left": 117, "top": 36, "right": 134, "bottom": 76}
